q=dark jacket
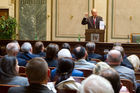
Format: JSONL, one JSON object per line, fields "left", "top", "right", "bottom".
{"left": 8, "top": 83, "right": 54, "bottom": 93}
{"left": 82, "top": 16, "right": 103, "bottom": 29}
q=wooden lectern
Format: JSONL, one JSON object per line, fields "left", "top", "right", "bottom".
{"left": 85, "top": 29, "right": 105, "bottom": 42}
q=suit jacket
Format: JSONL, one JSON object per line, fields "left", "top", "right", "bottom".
{"left": 74, "top": 59, "right": 96, "bottom": 70}
{"left": 36, "top": 52, "right": 46, "bottom": 57}
{"left": 8, "top": 83, "right": 54, "bottom": 93}
{"left": 51, "top": 69, "right": 84, "bottom": 81}
{"left": 120, "top": 56, "right": 134, "bottom": 70}
{"left": 113, "top": 66, "right": 136, "bottom": 87}
{"left": 87, "top": 53, "right": 103, "bottom": 61}
{"left": 17, "top": 52, "right": 39, "bottom": 61}
{"left": 81, "top": 16, "right": 103, "bottom": 29}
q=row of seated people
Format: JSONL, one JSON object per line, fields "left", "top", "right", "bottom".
{"left": 5, "top": 41, "right": 139, "bottom": 71}
{"left": 0, "top": 41, "right": 140, "bottom": 93}
{"left": 0, "top": 56, "right": 131, "bottom": 93}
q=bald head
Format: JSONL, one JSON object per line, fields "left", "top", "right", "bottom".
{"left": 107, "top": 50, "right": 122, "bottom": 65}
{"left": 80, "top": 74, "right": 114, "bottom": 93}
{"left": 6, "top": 42, "right": 19, "bottom": 56}
{"left": 91, "top": 8, "right": 97, "bottom": 18}
{"left": 73, "top": 46, "right": 87, "bottom": 60}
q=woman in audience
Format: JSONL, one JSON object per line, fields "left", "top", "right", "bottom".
{"left": 45, "top": 43, "right": 59, "bottom": 67}
{"left": 0, "top": 56, "right": 28, "bottom": 86}
{"left": 93, "top": 62, "right": 111, "bottom": 75}
{"left": 55, "top": 58, "right": 81, "bottom": 91}
{"left": 100, "top": 68, "right": 129, "bottom": 93}
{"left": 127, "top": 54, "right": 140, "bottom": 71}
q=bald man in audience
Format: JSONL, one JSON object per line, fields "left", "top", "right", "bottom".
{"left": 80, "top": 74, "right": 114, "bottom": 93}
{"left": 8, "top": 57, "right": 54, "bottom": 93}
{"left": 73, "top": 46, "right": 96, "bottom": 70}
{"left": 6, "top": 42, "right": 26, "bottom": 66}
{"left": 113, "top": 46, "right": 134, "bottom": 70}
{"left": 107, "top": 50, "right": 137, "bottom": 88}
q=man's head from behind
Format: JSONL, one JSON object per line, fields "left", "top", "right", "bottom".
{"left": 86, "top": 42, "right": 96, "bottom": 53}
{"left": 73, "top": 46, "right": 87, "bottom": 60}
{"left": 80, "top": 74, "right": 114, "bottom": 93}
{"left": 107, "top": 50, "right": 122, "bottom": 66}
{"left": 26, "top": 57, "right": 49, "bottom": 84}
{"left": 21, "top": 42, "right": 32, "bottom": 53}
{"left": 6, "top": 42, "right": 19, "bottom": 56}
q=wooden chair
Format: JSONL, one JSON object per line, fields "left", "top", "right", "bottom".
{"left": 121, "top": 79, "right": 136, "bottom": 93}
{"left": 75, "top": 68, "right": 93, "bottom": 77}
{"left": 135, "top": 71, "right": 140, "bottom": 80}
{"left": 57, "top": 89, "right": 77, "bottom": 93}
{"left": 90, "top": 58, "right": 101, "bottom": 62}
{"left": 73, "top": 76, "right": 85, "bottom": 83}
{"left": 19, "top": 66, "right": 26, "bottom": 77}
{"left": 0, "top": 84, "right": 19, "bottom": 93}
{"left": 49, "top": 67, "right": 55, "bottom": 71}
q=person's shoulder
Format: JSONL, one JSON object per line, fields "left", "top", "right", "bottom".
{"left": 8, "top": 86, "right": 26, "bottom": 93}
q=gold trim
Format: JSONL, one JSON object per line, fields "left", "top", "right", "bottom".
{"left": 106, "top": 0, "right": 109, "bottom": 42}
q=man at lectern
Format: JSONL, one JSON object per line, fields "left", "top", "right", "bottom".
{"left": 81, "top": 9, "right": 103, "bottom": 29}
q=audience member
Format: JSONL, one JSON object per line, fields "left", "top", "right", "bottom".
{"left": 45, "top": 43, "right": 59, "bottom": 67}
{"left": 57, "top": 49, "right": 72, "bottom": 59}
{"left": 113, "top": 46, "right": 134, "bottom": 70}
{"left": 6, "top": 42, "right": 27, "bottom": 66}
{"left": 34, "top": 41, "right": 46, "bottom": 57}
{"left": 86, "top": 42, "right": 103, "bottom": 60}
{"left": 107, "top": 50, "right": 136, "bottom": 88}
{"left": 62, "top": 43, "right": 71, "bottom": 50}
{"left": 80, "top": 74, "right": 114, "bottom": 93}
{"left": 73, "top": 46, "right": 96, "bottom": 70}
{"left": 8, "top": 57, "right": 54, "bottom": 93}
{"left": 0, "top": 56, "right": 28, "bottom": 86}
{"left": 100, "top": 68, "right": 121, "bottom": 93}
{"left": 17, "top": 42, "right": 38, "bottom": 61}
{"left": 93, "top": 62, "right": 111, "bottom": 75}
{"left": 51, "top": 49, "right": 83, "bottom": 81}
{"left": 55, "top": 58, "right": 81, "bottom": 91}
{"left": 127, "top": 55, "right": 140, "bottom": 71}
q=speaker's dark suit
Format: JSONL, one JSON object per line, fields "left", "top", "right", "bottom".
{"left": 8, "top": 84, "right": 54, "bottom": 93}
{"left": 82, "top": 16, "right": 103, "bottom": 29}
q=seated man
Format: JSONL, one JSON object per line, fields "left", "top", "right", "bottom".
{"left": 112, "top": 46, "right": 134, "bottom": 70}
{"left": 17, "top": 42, "right": 38, "bottom": 61}
{"left": 34, "top": 41, "right": 46, "bottom": 57}
{"left": 51, "top": 49, "right": 83, "bottom": 81}
{"left": 73, "top": 46, "right": 96, "bottom": 70}
{"left": 6, "top": 42, "right": 26, "bottom": 66}
{"left": 107, "top": 50, "right": 137, "bottom": 88}
{"left": 86, "top": 42, "right": 103, "bottom": 61}
{"left": 80, "top": 74, "right": 114, "bottom": 93}
{"left": 8, "top": 57, "right": 54, "bottom": 93}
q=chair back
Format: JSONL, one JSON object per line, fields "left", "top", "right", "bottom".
{"left": 19, "top": 66, "right": 26, "bottom": 77}
{"left": 0, "top": 84, "right": 19, "bottom": 93}
{"left": 57, "top": 89, "right": 77, "bottom": 93}
{"left": 49, "top": 67, "right": 55, "bottom": 71}
{"left": 75, "top": 68, "right": 93, "bottom": 77}
{"left": 121, "top": 79, "right": 135, "bottom": 93}
{"left": 73, "top": 76, "right": 85, "bottom": 83}
{"left": 90, "top": 58, "right": 101, "bottom": 62}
